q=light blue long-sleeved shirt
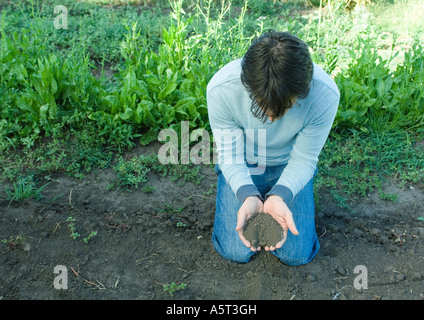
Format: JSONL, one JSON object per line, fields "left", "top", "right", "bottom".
{"left": 207, "top": 59, "right": 340, "bottom": 203}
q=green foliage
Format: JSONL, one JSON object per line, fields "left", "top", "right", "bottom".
{"left": 94, "top": 0, "right": 249, "bottom": 146}
{"left": 1, "top": 235, "right": 26, "bottom": 250}
{"left": 163, "top": 281, "right": 187, "bottom": 297}
{"left": 1, "top": 0, "right": 424, "bottom": 206}
{"left": 0, "top": 28, "right": 102, "bottom": 150}
{"left": 4, "top": 175, "right": 48, "bottom": 207}
{"left": 2, "top": 0, "right": 423, "bottom": 150}
{"left": 316, "top": 130, "right": 424, "bottom": 206}
{"left": 334, "top": 39, "right": 424, "bottom": 133}
{"left": 112, "top": 155, "right": 151, "bottom": 189}
{"left": 66, "top": 217, "right": 81, "bottom": 240}
{"left": 83, "top": 231, "right": 98, "bottom": 244}
{"left": 110, "top": 153, "right": 204, "bottom": 190}
{"left": 66, "top": 217, "right": 98, "bottom": 244}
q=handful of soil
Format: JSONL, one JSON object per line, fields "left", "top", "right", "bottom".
{"left": 243, "top": 212, "right": 284, "bottom": 248}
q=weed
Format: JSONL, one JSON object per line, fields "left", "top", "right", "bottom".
{"left": 66, "top": 217, "right": 81, "bottom": 240}
{"left": 163, "top": 281, "right": 187, "bottom": 298}
{"left": 176, "top": 222, "right": 186, "bottom": 228}
{"left": 141, "top": 183, "right": 154, "bottom": 193}
{"left": 110, "top": 153, "right": 204, "bottom": 190}
{"left": 4, "top": 175, "right": 48, "bottom": 207}
{"left": 159, "top": 203, "right": 185, "bottom": 214}
{"left": 83, "top": 231, "right": 98, "bottom": 244}
{"left": 316, "top": 130, "right": 424, "bottom": 205}
{"left": 112, "top": 156, "right": 150, "bottom": 190}
{"left": 1, "top": 235, "right": 25, "bottom": 250}
{"left": 66, "top": 217, "right": 98, "bottom": 244}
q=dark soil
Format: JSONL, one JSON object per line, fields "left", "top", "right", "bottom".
{"left": 1, "top": 143, "right": 424, "bottom": 300}
{"left": 243, "top": 212, "right": 284, "bottom": 247}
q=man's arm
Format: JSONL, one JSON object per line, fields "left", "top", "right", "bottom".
{"left": 265, "top": 94, "right": 339, "bottom": 202}
{"left": 207, "top": 87, "right": 262, "bottom": 203}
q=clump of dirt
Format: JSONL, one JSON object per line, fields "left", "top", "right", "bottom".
{"left": 243, "top": 212, "right": 284, "bottom": 247}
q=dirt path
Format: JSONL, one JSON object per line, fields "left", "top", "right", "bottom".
{"left": 1, "top": 153, "right": 424, "bottom": 300}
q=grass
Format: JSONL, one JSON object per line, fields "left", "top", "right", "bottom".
{"left": 371, "top": 0, "right": 424, "bottom": 38}
{"left": 0, "top": 0, "right": 423, "bottom": 206}
{"left": 4, "top": 175, "right": 49, "bottom": 207}
{"left": 315, "top": 130, "right": 424, "bottom": 208}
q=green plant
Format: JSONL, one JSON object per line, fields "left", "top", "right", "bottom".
{"left": 159, "top": 203, "right": 185, "bottom": 214}
{"left": 4, "top": 175, "right": 48, "bottom": 207}
{"left": 83, "top": 231, "right": 98, "bottom": 244}
{"left": 90, "top": 0, "right": 253, "bottom": 146}
{"left": 316, "top": 130, "right": 424, "bottom": 205}
{"left": 66, "top": 217, "right": 98, "bottom": 243}
{"left": 1, "top": 235, "right": 26, "bottom": 250}
{"left": 334, "top": 38, "right": 424, "bottom": 133}
{"left": 1, "top": 0, "right": 424, "bottom": 212}
{"left": 0, "top": 30, "right": 102, "bottom": 149}
{"left": 163, "top": 281, "right": 187, "bottom": 298}
{"left": 142, "top": 183, "right": 154, "bottom": 193}
{"left": 66, "top": 217, "right": 81, "bottom": 240}
{"left": 111, "top": 156, "right": 151, "bottom": 190}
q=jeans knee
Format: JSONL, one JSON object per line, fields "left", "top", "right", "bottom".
{"left": 273, "top": 238, "right": 320, "bottom": 266}
{"left": 212, "top": 234, "right": 253, "bottom": 264}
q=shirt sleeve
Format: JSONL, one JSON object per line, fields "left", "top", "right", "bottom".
{"left": 265, "top": 93, "right": 340, "bottom": 202}
{"left": 207, "top": 87, "right": 262, "bottom": 203}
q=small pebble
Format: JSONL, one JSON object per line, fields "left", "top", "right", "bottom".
{"left": 306, "top": 274, "right": 315, "bottom": 282}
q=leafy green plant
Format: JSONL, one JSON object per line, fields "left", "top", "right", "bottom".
{"left": 1, "top": 0, "right": 424, "bottom": 211}
{"left": 316, "top": 130, "right": 424, "bottom": 205}
{"left": 112, "top": 156, "right": 151, "bottom": 189}
{"left": 83, "top": 231, "right": 98, "bottom": 244}
{"left": 334, "top": 38, "right": 424, "bottom": 133}
{"left": 66, "top": 217, "right": 98, "bottom": 243}
{"left": 1, "top": 235, "right": 26, "bottom": 250}
{"left": 0, "top": 29, "right": 102, "bottom": 149}
{"left": 163, "top": 281, "right": 187, "bottom": 298}
{"left": 66, "top": 217, "right": 81, "bottom": 240}
{"left": 176, "top": 222, "right": 186, "bottom": 228}
{"left": 90, "top": 0, "right": 253, "bottom": 146}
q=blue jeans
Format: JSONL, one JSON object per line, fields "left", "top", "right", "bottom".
{"left": 212, "top": 164, "right": 319, "bottom": 266}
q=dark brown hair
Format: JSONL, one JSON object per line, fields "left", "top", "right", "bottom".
{"left": 241, "top": 30, "right": 313, "bottom": 121}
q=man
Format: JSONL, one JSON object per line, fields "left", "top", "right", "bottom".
{"left": 207, "top": 30, "right": 339, "bottom": 266}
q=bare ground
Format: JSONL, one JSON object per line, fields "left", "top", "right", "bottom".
{"left": 1, "top": 145, "right": 424, "bottom": 300}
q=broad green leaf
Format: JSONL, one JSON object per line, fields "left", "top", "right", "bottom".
{"left": 138, "top": 100, "right": 156, "bottom": 126}
{"left": 145, "top": 73, "right": 159, "bottom": 87}
{"left": 338, "top": 109, "right": 357, "bottom": 121}
{"left": 363, "top": 98, "right": 377, "bottom": 107}
{"left": 119, "top": 107, "right": 133, "bottom": 120}
{"left": 175, "top": 97, "right": 196, "bottom": 110}
{"left": 139, "top": 127, "right": 158, "bottom": 146}
{"left": 134, "top": 105, "right": 142, "bottom": 124}
{"left": 51, "top": 77, "right": 57, "bottom": 95}
{"left": 39, "top": 104, "right": 49, "bottom": 120}
{"left": 158, "top": 81, "right": 177, "bottom": 101}
{"left": 187, "top": 103, "right": 199, "bottom": 120}
{"left": 175, "top": 109, "right": 189, "bottom": 120}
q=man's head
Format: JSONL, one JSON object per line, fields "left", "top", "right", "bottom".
{"left": 240, "top": 30, "right": 313, "bottom": 122}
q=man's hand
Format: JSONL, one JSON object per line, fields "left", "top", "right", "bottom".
{"left": 263, "top": 195, "right": 299, "bottom": 251}
{"left": 236, "top": 196, "right": 263, "bottom": 252}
